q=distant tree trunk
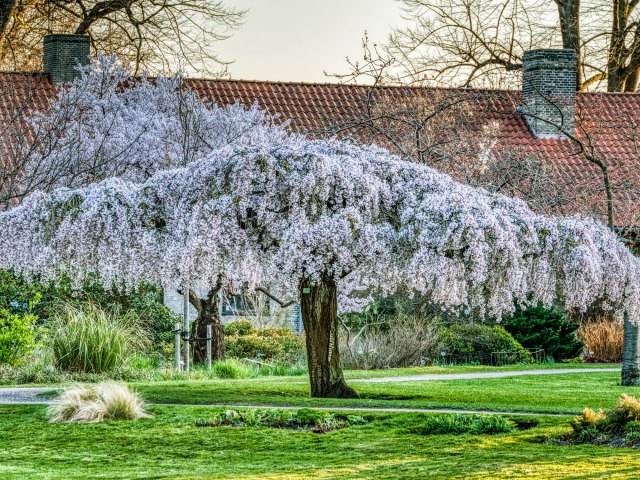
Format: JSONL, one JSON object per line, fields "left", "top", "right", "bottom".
{"left": 622, "top": 312, "right": 640, "bottom": 385}
{"left": 300, "top": 276, "right": 357, "bottom": 398}
{"left": 188, "top": 278, "right": 224, "bottom": 363}
{"left": 624, "top": 68, "right": 640, "bottom": 92}
{"left": 0, "top": 0, "right": 15, "bottom": 59}
{"left": 554, "top": 0, "right": 582, "bottom": 89}
{"left": 607, "top": 0, "right": 640, "bottom": 92}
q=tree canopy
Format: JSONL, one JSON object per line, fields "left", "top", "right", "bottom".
{"left": 2, "top": 136, "right": 639, "bottom": 324}
{"left": 0, "top": 0, "right": 244, "bottom": 74}
{"left": 4, "top": 57, "right": 640, "bottom": 395}
{"left": 385, "top": 0, "right": 640, "bottom": 91}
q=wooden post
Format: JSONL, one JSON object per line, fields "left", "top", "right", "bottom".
{"left": 174, "top": 322, "right": 181, "bottom": 372}
{"left": 183, "top": 286, "right": 190, "bottom": 372}
{"left": 206, "top": 324, "right": 212, "bottom": 371}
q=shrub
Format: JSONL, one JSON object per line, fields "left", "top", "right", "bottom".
{"left": 576, "top": 426, "right": 606, "bottom": 444}
{"left": 626, "top": 431, "right": 640, "bottom": 446}
{"left": 503, "top": 304, "right": 583, "bottom": 361}
{"left": 341, "top": 314, "right": 440, "bottom": 370}
{"left": 0, "top": 308, "right": 37, "bottom": 366}
{"left": 257, "top": 361, "right": 307, "bottom": 377}
{"left": 48, "top": 382, "right": 150, "bottom": 423}
{"left": 0, "top": 270, "right": 43, "bottom": 317}
{"left": 569, "top": 395, "right": 640, "bottom": 446}
{"left": 607, "top": 394, "right": 640, "bottom": 429}
{"left": 224, "top": 319, "right": 256, "bottom": 336}
{"left": 571, "top": 407, "right": 607, "bottom": 433}
{"left": 0, "top": 356, "right": 64, "bottom": 384}
{"left": 576, "top": 318, "right": 623, "bottom": 362}
{"left": 49, "top": 303, "right": 147, "bottom": 374}
{"left": 0, "top": 270, "right": 177, "bottom": 354}
{"left": 625, "top": 420, "right": 640, "bottom": 434}
{"left": 438, "top": 323, "right": 532, "bottom": 364}
{"left": 417, "top": 414, "right": 514, "bottom": 435}
{"left": 224, "top": 320, "right": 305, "bottom": 363}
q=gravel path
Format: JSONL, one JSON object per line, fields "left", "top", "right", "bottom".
{"left": 0, "top": 387, "right": 57, "bottom": 404}
{"left": 0, "top": 368, "right": 618, "bottom": 406}
{"left": 351, "top": 367, "right": 619, "bottom": 383}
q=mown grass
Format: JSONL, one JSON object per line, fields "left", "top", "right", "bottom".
{"left": 1, "top": 404, "right": 640, "bottom": 479}
{"left": 133, "top": 371, "right": 638, "bottom": 415}
{"left": 342, "top": 362, "right": 617, "bottom": 379}
{"left": 0, "top": 361, "right": 617, "bottom": 387}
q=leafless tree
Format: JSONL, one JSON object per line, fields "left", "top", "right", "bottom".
{"left": 0, "top": 0, "right": 245, "bottom": 74}
{"left": 386, "top": 0, "right": 640, "bottom": 92}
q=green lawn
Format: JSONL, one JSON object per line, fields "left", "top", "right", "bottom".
{"left": 2, "top": 368, "right": 639, "bottom": 479}
{"left": 134, "top": 370, "right": 634, "bottom": 415}
{"left": 0, "top": 362, "right": 615, "bottom": 388}
{"left": 342, "top": 362, "right": 616, "bottom": 379}
{"left": 2, "top": 404, "right": 640, "bottom": 479}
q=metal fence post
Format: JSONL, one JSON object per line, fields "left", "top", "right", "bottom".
{"left": 174, "top": 322, "right": 181, "bottom": 371}
{"left": 206, "top": 324, "right": 212, "bottom": 371}
{"left": 183, "top": 287, "right": 190, "bottom": 372}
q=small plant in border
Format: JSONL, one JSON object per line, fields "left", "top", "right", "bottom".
{"left": 563, "top": 394, "right": 640, "bottom": 447}
{"left": 196, "top": 408, "right": 367, "bottom": 433}
{"left": 417, "top": 413, "right": 515, "bottom": 435}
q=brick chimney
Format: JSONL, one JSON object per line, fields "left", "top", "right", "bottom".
{"left": 522, "top": 49, "right": 577, "bottom": 138}
{"left": 43, "top": 34, "right": 90, "bottom": 84}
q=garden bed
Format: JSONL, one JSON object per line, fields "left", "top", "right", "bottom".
{"left": 195, "top": 407, "right": 368, "bottom": 433}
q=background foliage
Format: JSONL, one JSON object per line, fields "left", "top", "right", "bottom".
{"left": 503, "top": 304, "right": 583, "bottom": 361}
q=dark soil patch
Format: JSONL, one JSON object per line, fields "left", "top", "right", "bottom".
{"left": 510, "top": 418, "right": 538, "bottom": 431}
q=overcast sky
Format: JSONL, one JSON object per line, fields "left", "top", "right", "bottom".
{"left": 216, "top": 0, "right": 404, "bottom": 83}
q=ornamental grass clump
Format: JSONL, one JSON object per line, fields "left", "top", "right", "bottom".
{"left": 576, "top": 318, "right": 623, "bottom": 362}
{"left": 49, "top": 303, "right": 147, "bottom": 374}
{"left": 48, "top": 382, "right": 150, "bottom": 423}
{"left": 212, "top": 359, "right": 255, "bottom": 379}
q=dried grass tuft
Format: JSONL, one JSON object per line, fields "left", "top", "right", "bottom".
{"left": 576, "top": 318, "right": 623, "bottom": 362}
{"left": 48, "top": 382, "right": 150, "bottom": 423}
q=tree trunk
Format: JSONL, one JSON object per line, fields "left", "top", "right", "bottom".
{"left": 188, "top": 282, "right": 224, "bottom": 364}
{"left": 607, "top": 0, "right": 635, "bottom": 92}
{"left": 624, "top": 68, "right": 640, "bottom": 92}
{"left": 0, "top": 0, "right": 16, "bottom": 61}
{"left": 554, "top": 0, "right": 581, "bottom": 89}
{"left": 622, "top": 312, "right": 640, "bottom": 386}
{"left": 300, "top": 276, "right": 357, "bottom": 398}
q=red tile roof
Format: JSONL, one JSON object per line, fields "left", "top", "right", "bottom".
{"left": 4, "top": 73, "right": 640, "bottom": 225}
{"left": 187, "top": 79, "right": 640, "bottom": 226}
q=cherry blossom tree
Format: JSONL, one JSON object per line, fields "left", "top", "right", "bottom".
{"left": 2, "top": 55, "right": 290, "bottom": 361}
{"left": 2, "top": 136, "right": 640, "bottom": 397}
{"left": 17, "top": 54, "right": 289, "bottom": 198}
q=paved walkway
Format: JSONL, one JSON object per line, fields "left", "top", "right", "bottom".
{"left": 351, "top": 367, "right": 619, "bottom": 383}
{"left": 0, "top": 387, "right": 57, "bottom": 404}
{"left": 0, "top": 368, "right": 618, "bottom": 408}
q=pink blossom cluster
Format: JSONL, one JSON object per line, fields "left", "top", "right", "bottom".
{"left": 25, "top": 55, "right": 291, "bottom": 191}
{"left": 2, "top": 136, "right": 639, "bottom": 322}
